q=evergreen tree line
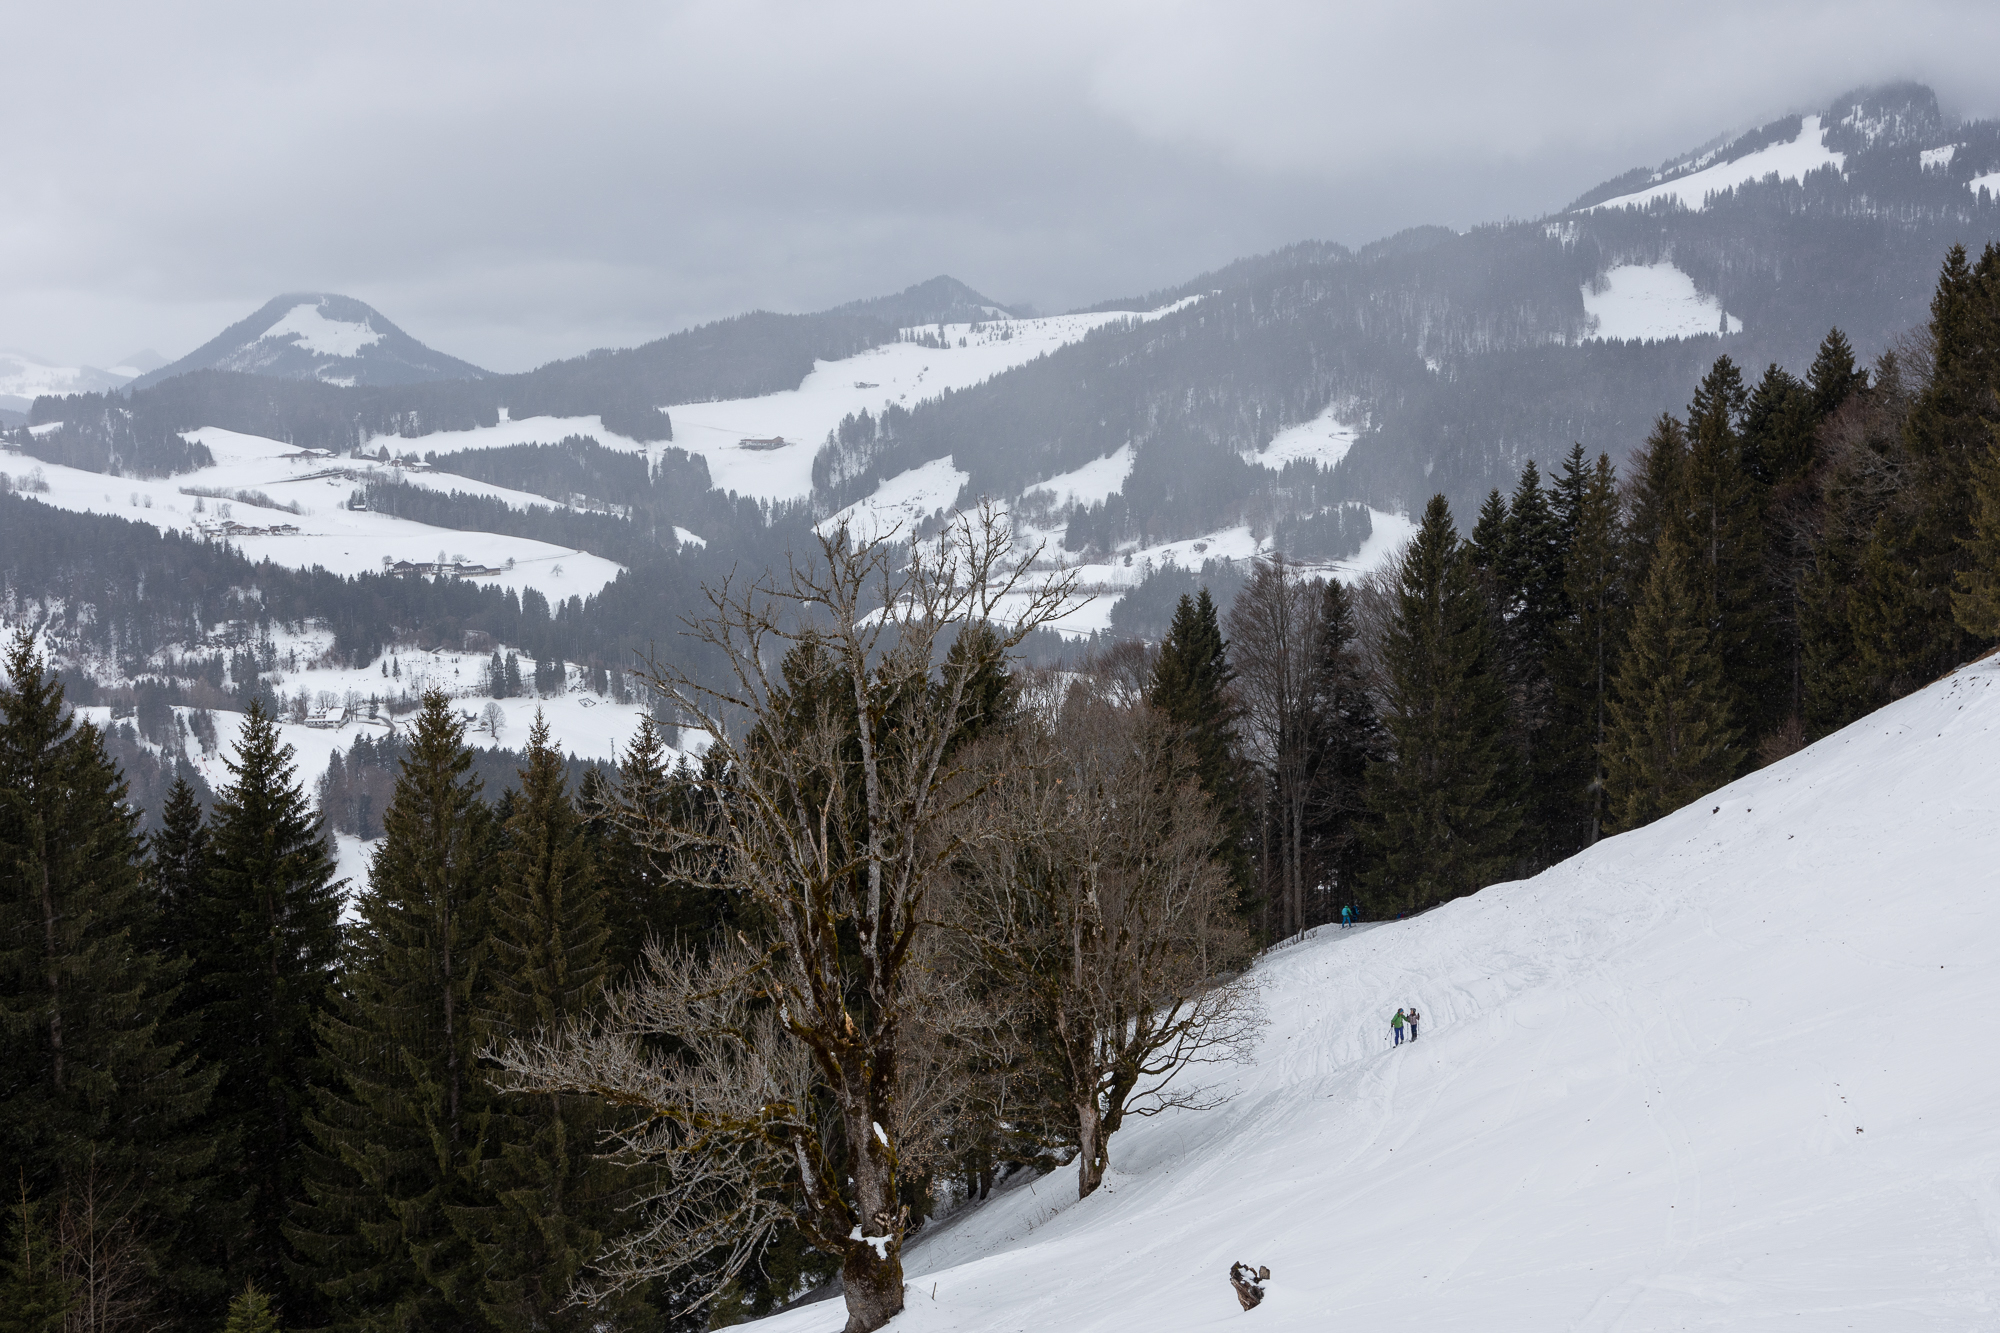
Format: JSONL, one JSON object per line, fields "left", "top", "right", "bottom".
{"left": 1145, "top": 243, "right": 2000, "bottom": 937}
{"left": 0, "top": 628, "right": 729, "bottom": 1331}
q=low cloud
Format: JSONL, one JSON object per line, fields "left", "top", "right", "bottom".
{"left": 6, "top": 0, "right": 1996, "bottom": 370}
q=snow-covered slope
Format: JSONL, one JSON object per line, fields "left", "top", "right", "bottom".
{"left": 1583, "top": 264, "right": 1743, "bottom": 342}
{"left": 0, "top": 350, "right": 140, "bottom": 415}
{"left": 1, "top": 427, "right": 620, "bottom": 602}
{"left": 127, "top": 293, "right": 487, "bottom": 389}
{"left": 1586, "top": 115, "right": 1846, "bottom": 213}
{"left": 753, "top": 653, "right": 2000, "bottom": 1331}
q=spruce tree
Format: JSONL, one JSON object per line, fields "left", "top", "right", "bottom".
{"left": 221, "top": 1284, "right": 284, "bottom": 1333}
{"left": 1549, "top": 450, "right": 1627, "bottom": 849}
{"left": 1952, "top": 423, "right": 2000, "bottom": 637}
{"left": 1678, "top": 355, "right": 1779, "bottom": 746}
{"left": 1148, "top": 588, "right": 1251, "bottom": 899}
{"left": 197, "top": 701, "right": 344, "bottom": 1309}
{"left": 1500, "top": 461, "right": 1569, "bottom": 868}
{"left": 1363, "top": 496, "right": 1521, "bottom": 914}
{"left": 1847, "top": 245, "right": 2000, "bottom": 695}
{"left": 1807, "top": 327, "right": 1867, "bottom": 421}
{"left": 1602, "top": 535, "right": 1742, "bottom": 830}
{"left": 149, "top": 776, "right": 211, "bottom": 973}
{"left": 292, "top": 691, "right": 497, "bottom": 1332}
{"left": 0, "top": 630, "right": 217, "bottom": 1322}
{"left": 1623, "top": 414, "right": 1688, "bottom": 593}
{"left": 0, "top": 1194, "right": 74, "bottom": 1333}
{"left": 1300, "top": 578, "right": 1384, "bottom": 906}
{"left": 592, "top": 717, "right": 735, "bottom": 980}
{"left": 469, "top": 714, "right": 646, "bottom": 1331}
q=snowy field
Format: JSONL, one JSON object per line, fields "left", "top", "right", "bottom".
{"left": 1, "top": 426, "right": 621, "bottom": 602}
{"left": 1582, "top": 264, "right": 1743, "bottom": 342}
{"left": 1026, "top": 509, "right": 1418, "bottom": 638}
{"left": 817, "top": 456, "right": 971, "bottom": 540}
{"left": 1254, "top": 403, "right": 1361, "bottom": 470}
{"left": 1587, "top": 115, "right": 1845, "bottom": 213}
{"left": 367, "top": 301, "right": 1199, "bottom": 511}
{"left": 749, "top": 652, "right": 2000, "bottom": 1332}
{"left": 1971, "top": 170, "right": 2000, "bottom": 199}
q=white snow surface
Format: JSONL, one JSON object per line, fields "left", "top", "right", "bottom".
{"left": 1021, "top": 443, "right": 1133, "bottom": 509}
{"left": 375, "top": 413, "right": 651, "bottom": 460}
{"left": 0, "top": 350, "right": 134, "bottom": 403}
{"left": 1920, "top": 144, "right": 1958, "bottom": 170}
{"left": 750, "top": 654, "right": 2000, "bottom": 1332}
{"left": 3, "top": 426, "right": 623, "bottom": 604}
{"left": 1256, "top": 403, "right": 1360, "bottom": 471}
{"left": 1587, "top": 116, "right": 1844, "bottom": 213}
{"left": 1582, "top": 264, "right": 1742, "bottom": 342}
{"left": 362, "top": 305, "right": 1191, "bottom": 508}
{"left": 1029, "top": 509, "right": 1416, "bottom": 639}
{"left": 817, "top": 456, "right": 970, "bottom": 541}
{"left": 1970, "top": 171, "right": 2000, "bottom": 199}
{"left": 666, "top": 301, "right": 1199, "bottom": 504}
{"left": 262, "top": 302, "right": 384, "bottom": 357}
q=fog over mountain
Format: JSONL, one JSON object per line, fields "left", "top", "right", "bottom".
{"left": 6, "top": 1, "right": 2000, "bottom": 371}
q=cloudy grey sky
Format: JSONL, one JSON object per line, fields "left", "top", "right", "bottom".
{"left": 7, "top": 0, "right": 2000, "bottom": 372}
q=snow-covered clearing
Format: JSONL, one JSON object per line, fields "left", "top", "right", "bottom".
{"left": 665, "top": 302, "right": 1201, "bottom": 504}
{"left": 262, "top": 302, "right": 383, "bottom": 357}
{"left": 817, "top": 456, "right": 970, "bottom": 541}
{"left": 1970, "top": 170, "right": 2000, "bottom": 199}
{"left": 1587, "top": 115, "right": 1844, "bottom": 213}
{"left": 379, "top": 412, "right": 653, "bottom": 460}
{"left": 752, "top": 652, "right": 2000, "bottom": 1332}
{"left": 369, "top": 302, "right": 1198, "bottom": 506}
{"left": 1582, "top": 264, "right": 1742, "bottom": 342}
{"left": 1920, "top": 144, "right": 1958, "bottom": 170}
{"left": 0, "top": 350, "right": 134, "bottom": 407}
{"left": 1022, "top": 443, "right": 1133, "bottom": 509}
{"left": 1027, "top": 509, "right": 1415, "bottom": 638}
{"left": 1255, "top": 403, "right": 1360, "bottom": 470}
{"left": 4, "top": 425, "right": 622, "bottom": 602}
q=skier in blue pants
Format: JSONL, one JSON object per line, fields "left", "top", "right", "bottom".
{"left": 1340, "top": 905, "right": 1353, "bottom": 929}
{"left": 1391, "top": 1009, "right": 1407, "bottom": 1046}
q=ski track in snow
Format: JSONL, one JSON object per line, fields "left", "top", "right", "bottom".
{"left": 1586, "top": 116, "right": 1845, "bottom": 213}
{"left": 748, "top": 655, "right": 2000, "bottom": 1331}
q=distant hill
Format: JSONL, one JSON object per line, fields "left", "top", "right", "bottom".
{"left": 127, "top": 293, "right": 489, "bottom": 390}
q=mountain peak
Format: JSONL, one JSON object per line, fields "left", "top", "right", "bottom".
{"left": 127, "top": 293, "right": 488, "bottom": 391}
{"left": 827, "top": 275, "right": 1025, "bottom": 326}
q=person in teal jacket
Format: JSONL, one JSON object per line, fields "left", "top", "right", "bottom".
{"left": 1340, "top": 905, "right": 1354, "bottom": 929}
{"left": 1391, "top": 1008, "right": 1406, "bottom": 1046}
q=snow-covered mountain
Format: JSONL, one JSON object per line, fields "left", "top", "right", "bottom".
{"left": 748, "top": 652, "right": 2000, "bottom": 1332}
{"left": 126, "top": 293, "right": 488, "bottom": 390}
{"left": 0, "top": 349, "right": 159, "bottom": 417}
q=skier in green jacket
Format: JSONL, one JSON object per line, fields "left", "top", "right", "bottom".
{"left": 1391, "top": 1009, "right": 1407, "bottom": 1047}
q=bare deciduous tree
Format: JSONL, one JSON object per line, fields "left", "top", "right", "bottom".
{"left": 493, "top": 505, "right": 1072, "bottom": 1333}
{"left": 960, "top": 673, "right": 1262, "bottom": 1199}
{"left": 1228, "top": 554, "right": 1326, "bottom": 939}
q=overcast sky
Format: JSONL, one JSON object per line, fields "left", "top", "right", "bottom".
{"left": 7, "top": 0, "right": 2000, "bottom": 372}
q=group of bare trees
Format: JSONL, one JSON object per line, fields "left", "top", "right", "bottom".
{"left": 1225, "top": 555, "right": 1383, "bottom": 941}
{"left": 494, "top": 507, "right": 1261, "bottom": 1333}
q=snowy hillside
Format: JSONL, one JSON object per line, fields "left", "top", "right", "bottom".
{"left": 1, "top": 427, "right": 621, "bottom": 602}
{"left": 1585, "top": 114, "right": 1846, "bottom": 213}
{"left": 0, "top": 349, "right": 146, "bottom": 415}
{"left": 750, "top": 653, "right": 2000, "bottom": 1331}
{"left": 412, "top": 301, "right": 1202, "bottom": 507}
